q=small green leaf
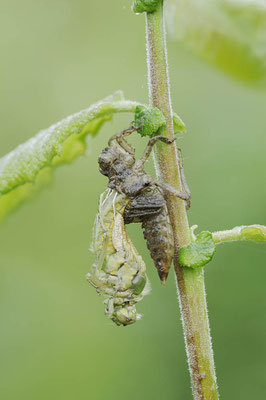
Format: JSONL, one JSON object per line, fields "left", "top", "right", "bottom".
{"left": 134, "top": 105, "right": 166, "bottom": 137}
{"left": 241, "top": 225, "right": 266, "bottom": 242}
{"left": 173, "top": 112, "right": 186, "bottom": 135}
{"left": 132, "top": 0, "right": 159, "bottom": 14}
{"left": 134, "top": 105, "right": 186, "bottom": 137}
{"left": 0, "top": 92, "right": 141, "bottom": 222}
{"left": 166, "top": 0, "right": 266, "bottom": 85}
{"left": 179, "top": 231, "right": 216, "bottom": 268}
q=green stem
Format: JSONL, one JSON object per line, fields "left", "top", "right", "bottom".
{"left": 213, "top": 224, "right": 266, "bottom": 244}
{"left": 145, "top": 2, "right": 218, "bottom": 399}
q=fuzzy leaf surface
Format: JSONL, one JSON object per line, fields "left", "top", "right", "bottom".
{"left": 179, "top": 231, "right": 216, "bottom": 268}
{"left": 166, "top": 0, "right": 266, "bottom": 85}
{"left": 134, "top": 105, "right": 166, "bottom": 137}
{"left": 134, "top": 105, "right": 186, "bottom": 137}
{"left": 0, "top": 92, "right": 139, "bottom": 221}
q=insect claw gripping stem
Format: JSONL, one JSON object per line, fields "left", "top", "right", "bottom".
{"left": 176, "top": 147, "right": 191, "bottom": 208}
{"left": 154, "top": 144, "right": 191, "bottom": 210}
{"left": 155, "top": 180, "right": 191, "bottom": 209}
{"left": 134, "top": 135, "right": 175, "bottom": 172}
{"left": 132, "top": 135, "right": 191, "bottom": 208}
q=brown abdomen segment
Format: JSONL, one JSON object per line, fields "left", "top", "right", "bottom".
{"left": 142, "top": 205, "right": 174, "bottom": 283}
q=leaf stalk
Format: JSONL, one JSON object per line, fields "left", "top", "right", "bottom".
{"left": 213, "top": 224, "right": 266, "bottom": 244}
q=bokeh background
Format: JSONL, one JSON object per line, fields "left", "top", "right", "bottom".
{"left": 1, "top": 1, "right": 266, "bottom": 399}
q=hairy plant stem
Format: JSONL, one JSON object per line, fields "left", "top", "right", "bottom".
{"left": 213, "top": 224, "right": 266, "bottom": 244}
{"left": 145, "top": 2, "right": 218, "bottom": 399}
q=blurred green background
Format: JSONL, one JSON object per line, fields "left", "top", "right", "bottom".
{"left": 1, "top": 1, "right": 266, "bottom": 399}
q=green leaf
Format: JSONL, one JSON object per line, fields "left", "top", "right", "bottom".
{"left": 166, "top": 0, "right": 266, "bottom": 85}
{"left": 172, "top": 112, "right": 186, "bottom": 135}
{"left": 241, "top": 225, "right": 266, "bottom": 242}
{"left": 178, "top": 231, "right": 216, "bottom": 268}
{"left": 0, "top": 92, "right": 140, "bottom": 221}
{"left": 134, "top": 105, "right": 166, "bottom": 137}
{"left": 134, "top": 105, "right": 186, "bottom": 137}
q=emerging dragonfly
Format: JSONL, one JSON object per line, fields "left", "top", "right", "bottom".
{"left": 98, "top": 124, "right": 190, "bottom": 282}
{"left": 88, "top": 124, "right": 190, "bottom": 325}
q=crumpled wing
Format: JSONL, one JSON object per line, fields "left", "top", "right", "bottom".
{"left": 124, "top": 187, "right": 165, "bottom": 223}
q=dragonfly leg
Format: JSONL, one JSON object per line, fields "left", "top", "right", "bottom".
{"left": 108, "top": 123, "right": 138, "bottom": 155}
{"left": 134, "top": 135, "right": 175, "bottom": 172}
